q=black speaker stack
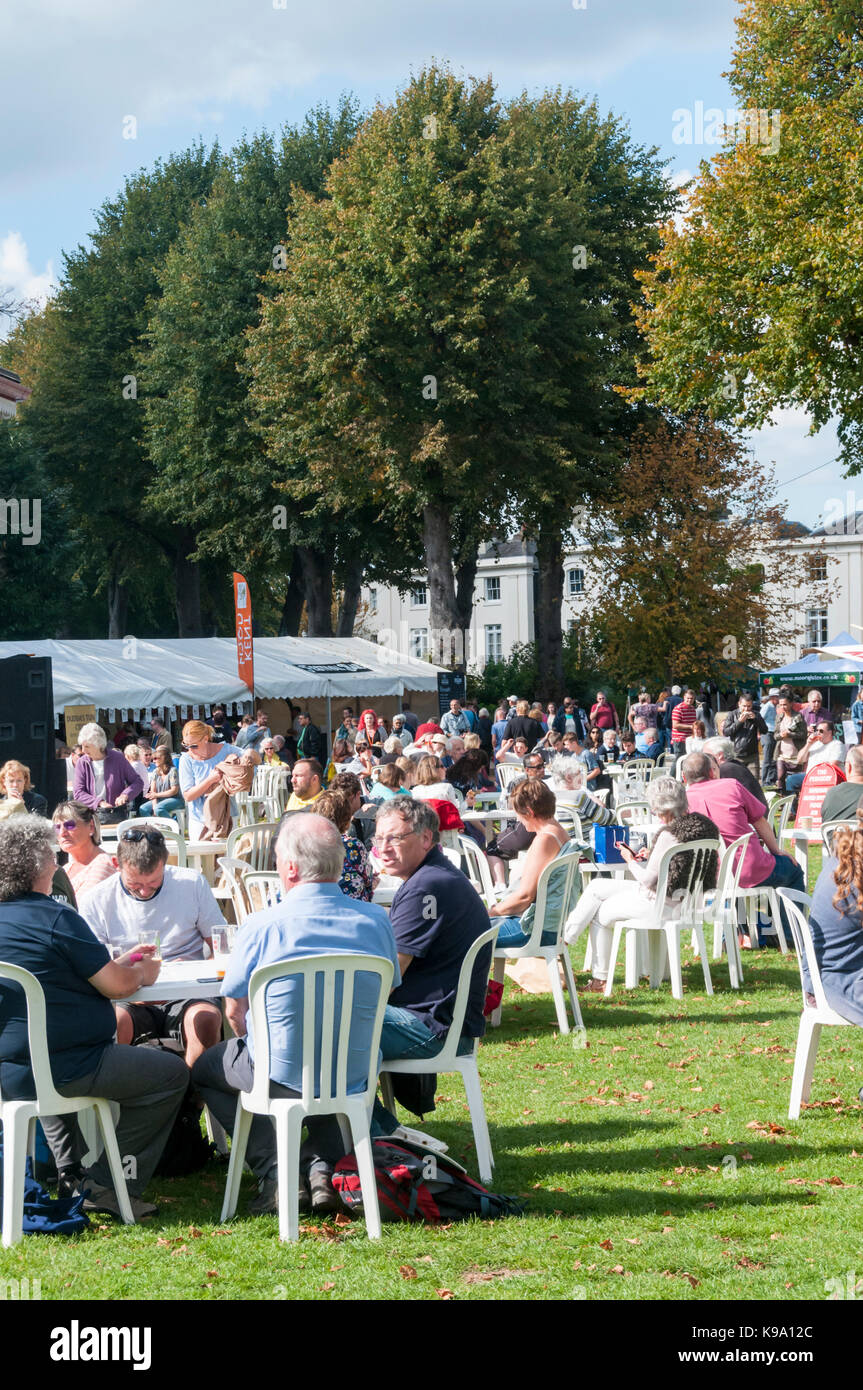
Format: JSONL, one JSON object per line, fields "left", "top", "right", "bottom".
{"left": 0, "top": 655, "right": 66, "bottom": 810}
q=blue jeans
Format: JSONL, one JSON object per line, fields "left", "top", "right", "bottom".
{"left": 495, "top": 916, "right": 557, "bottom": 948}
{"left": 786, "top": 772, "right": 806, "bottom": 793}
{"left": 752, "top": 852, "right": 806, "bottom": 943}
{"left": 138, "top": 796, "right": 185, "bottom": 819}
{"left": 373, "top": 1007, "right": 444, "bottom": 1136}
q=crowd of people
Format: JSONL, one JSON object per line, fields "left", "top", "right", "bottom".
{"left": 0, "top": 679, "right": 862, "bottom": 1227}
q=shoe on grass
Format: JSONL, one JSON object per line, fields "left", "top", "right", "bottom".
{"left": 247, "top": 1175, "right": 312, "bottom": 1216}
{"left": 309, "top": 1168, "right": 341, "bottom": 1214}
{"left": 82, "top": 1183, "right": 157, "bottom": 1221}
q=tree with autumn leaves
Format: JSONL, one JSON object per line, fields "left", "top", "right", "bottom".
{"left": 579, "top": 416, "right": 830, "bottom": 691}
{"left": 635, "top": 0, "right": 863, "bottom": 474}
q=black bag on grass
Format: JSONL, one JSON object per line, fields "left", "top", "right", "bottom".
{"left": 333, "top": 1138, "right": 525, "bottom": 1223}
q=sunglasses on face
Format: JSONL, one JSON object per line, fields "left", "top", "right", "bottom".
{"left": 53, "top": 820, "right": 81, "bottom": 834}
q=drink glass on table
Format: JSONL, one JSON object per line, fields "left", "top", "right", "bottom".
{"left": 137, "top": 929, "right": 161, "bottom": 960}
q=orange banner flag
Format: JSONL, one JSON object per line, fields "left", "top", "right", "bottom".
{"left": 233, "top": 572, "right": 255, "bottom": 695}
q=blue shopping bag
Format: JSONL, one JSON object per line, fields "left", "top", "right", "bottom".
{"left": 592, "top": 824, "right": 630, "bottom": 864}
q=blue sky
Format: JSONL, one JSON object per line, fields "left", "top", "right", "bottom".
{"left": 0, "top": 0, "right": 843, "bottom": 527}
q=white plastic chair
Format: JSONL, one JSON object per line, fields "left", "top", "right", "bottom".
{"left": 776, "top": 889, "right": 851, "bottom": 1119}
{"left": 215, "top": 854, "right": 253, "bottom": 923}
{"left": 113, "top": 817, "right": 187, "bottom": 867}
{"left": 616, "top": 800, "right": 651, "bottom": 829}
{"left": 243, "top": 871, "right": 283, "bottom": 914}
{"left": 496, "top": 763, "right": 524, "bottom": 792}
{"left": 768, "top": 794, "right": 796, "bottom": 842}
{"left": 441, "top": 846, "right": 462, "bottom": 869}
{"left": 219, "top": 953, "right": 393, "bottom": 1241}
{"left": 820, "top": 820, "right": 857, "bottom": 857}
{"left": 704, "top": 833, "right": 750, "bottom": 989}
{"left": 490, "top": 845, "right": 584, "bottom": 1034}
{"left": 603, "top": 839, "right": 721, "bottom": 1000}
{"left": 0, "top": 961, "right": 134, "bottom": 1246}
{"left": 456, "top": 833, "right": 504, "bottom": 904}
{"left": 225, "top": 821, "right": 280, "bottom": 872}
{"left": 380, "top": 924, "right": 497, "bottom": 1184}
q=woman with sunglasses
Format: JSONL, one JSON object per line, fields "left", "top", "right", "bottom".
{"left": 178, "top": 720, "right": 233, "bottom": 836}
{"left": 52, "top": 800, "right": 117, "bottom": 898}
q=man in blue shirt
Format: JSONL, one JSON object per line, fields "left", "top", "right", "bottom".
{"left": 192, "top": 815, "right": 398, "bottom": 1217}
{"left": 851, "top": 686, "right": 863, "bottom": 743}
{"left": 372, "top": 799, "right": 493, "bottom": 1069}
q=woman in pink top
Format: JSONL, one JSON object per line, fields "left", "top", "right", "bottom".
{"left": 52, "top": 800, "right": 117, "bottom": 900}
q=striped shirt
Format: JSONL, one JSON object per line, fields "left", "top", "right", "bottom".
{"left": 671, "top": 702, "right": 697, "bottom": 744}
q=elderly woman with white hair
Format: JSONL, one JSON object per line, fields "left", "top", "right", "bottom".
{"left": 564, "top": 776, "right": 689, "bottom": 991}
{"left": 73, "top": 722, "right": 145, "bottom": 824}
{"left": 549, "top": 756, "right": 616, "bottom": 829}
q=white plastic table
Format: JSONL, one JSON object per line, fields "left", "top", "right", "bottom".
{"left": 183, "top": 839, "right": 228, "bottom": 886}
{"left": 782, "top": 826, "right": 821, "bottom": 875}
{"left": 127, "top": 957, "right": 226, "bottom": 1003}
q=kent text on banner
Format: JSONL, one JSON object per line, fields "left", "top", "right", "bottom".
{"left": 233, "top": 572, "right": 255, "bottom": 695}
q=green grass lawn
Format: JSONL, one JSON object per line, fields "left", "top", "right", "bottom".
{"left": 3, "top": 884, "right": 863, "bottom": 1303}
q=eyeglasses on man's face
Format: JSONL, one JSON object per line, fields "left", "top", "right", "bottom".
{"left": 372, "top": 831, "right": 417, "bottom": 849}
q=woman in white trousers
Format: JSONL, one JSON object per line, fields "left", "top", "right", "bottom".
{"left": 565, "top": 777, "right": 687, "bottom": 991}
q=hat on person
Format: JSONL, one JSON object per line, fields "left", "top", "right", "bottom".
{"left": 768, "top": 688, "right": 780, "bottom": 696}
{"left": 671, "top": 685, "right": 682, "bottom": 695}
{"left": 416, "top": 721, "right": 443, "bottom": 739}
{"left": 507, "top": 694, "right": 518, "bottom": 702}
{"left": 431, "top": 734, "right": 448, "bottom": 747}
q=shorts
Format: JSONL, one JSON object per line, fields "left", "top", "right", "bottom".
{"left": 119, "top": 997, "right": 221, "bottom": 1046}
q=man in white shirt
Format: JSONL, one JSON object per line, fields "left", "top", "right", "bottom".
{"left": 81, "top": 827, "right": 224, "bottom": 1066}
{"left": 786, "top": 720, "right": 847, "bottom": 794}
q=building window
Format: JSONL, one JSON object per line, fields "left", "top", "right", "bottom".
{"left": 410, "top": 628, "right": 429, "bottom": 658}
{"left": 567, "top": 567, "right": 584, "bottom": 596}
{"left": 806, "top": 607, "right": 828, "bottom": 648}
{"left": 484, "top": 576, "right": 501, "bottom": 602}
{"left": 485, "top": 624, "right": 502, "bottom": 663}
{"left": 410, "top": 584, "right": 427, "bottom": 607}
{"left": 368, "top": 588, "right": 378, "bottom": 614}
{"left": 808, "top": 554, "right": 827, "bottom": 583}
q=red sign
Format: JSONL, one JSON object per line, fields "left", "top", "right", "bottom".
{"left": 795, "top": 760, "right": 845, "bottom": 830}
{"left": 232, "top": 572, "right": 254, "bottom": 695}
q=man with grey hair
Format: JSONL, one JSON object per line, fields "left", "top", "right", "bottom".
{"left": 372, "top": 798, "right": 492, "bottom": 1075}
{"left": 192, "top": 814, "right": 398, "bottom": 1217}
{"left": 820, "top": 744, "right": 863, "bottom": 823}
{"left": 702, "top": 736, "right": 768, "bottom": 812}
{"left": 0, "top": 815, "right": 187, "bottom": 1221}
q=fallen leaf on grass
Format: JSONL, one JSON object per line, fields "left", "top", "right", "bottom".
{"left": 625, "top": 1237, "right": 642, "bottom": 1245}
{"left": 644, "top": 1080, "right": 655, "bottom": 1090}
{"left": 608, "top": 1265, "right": 631, "bottom": 1276}
{"left": 417, "top": 1255, "right": 434, "bottom": 1264}
{"left": 599, "top": 1238, "right": 614, "bottom": 1251}
{"left": 320, "top": 1283, "right": 336, "bottom": 1292}
{"left": 436, "top": 1288, "right": 455, "bottom": 1299}
{"left": 462, "top": 1268, "right": 533, "bottom": 1284}
{"left": 188, "top": 1226, "right": 203, "bottom": 1239}
{"left": 399, "top": 1266, "right": 417, "bottom": 1280}
{"left": 737, "top": 1256, "right": 765, "bottom": 1271}
{"left": 206, "top": 1270, "right": 219, "bottom": 1278}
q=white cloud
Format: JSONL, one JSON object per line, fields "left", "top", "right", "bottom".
{"left": 0, "top": 232, "right": 55, "bottom": 309}
{"left": 0, "top": 0, "right": 737, "bottom": 187}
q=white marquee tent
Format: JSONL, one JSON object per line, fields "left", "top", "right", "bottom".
{"left": 0, "top": 636, "right": 446, "bottom": 719}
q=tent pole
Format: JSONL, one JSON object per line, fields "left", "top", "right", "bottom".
{"left": 326, "top": 686, "right": 332, "bottom": 767}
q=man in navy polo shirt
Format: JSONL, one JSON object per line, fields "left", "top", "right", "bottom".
{"left": 372, "top": 799, "right": 492, "bottom": 1064}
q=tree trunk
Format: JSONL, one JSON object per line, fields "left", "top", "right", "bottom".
{"left": 173, "top": 530, "right": 203, "bottom": 637}
{"left": 336, "top": 556, "right": 364, "bottom": 638}
{"left": 298, "top": 547, "right": 334, "bottom": 637}
{"left": 423, "top": 503, "right": 461, "bottom": 667}
{"left": 278, "top": 551, "right": 306, "bottom": 636}
{"left": 454, "top": 545, "right": 478, "bottom": 672}
{"left": 107, "top": 571, "right": 128, "bottom": 639}
{"left": 535, "top": 521, "right": 564, "bottom": 699}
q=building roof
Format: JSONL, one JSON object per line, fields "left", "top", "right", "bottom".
{"left": 0, "top": 365, "right": 29, "bottom": 404}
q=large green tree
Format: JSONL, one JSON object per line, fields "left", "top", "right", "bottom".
{"left": 8, "top": 144, "right": 223, "bottom": 636}
{"left": 635, "top": 0, "right": 863, "bottom": 471}
{"left": 246, "top": 68, "right": 673, "bottom": 688}
{"left": 141, "top": 104, "right": 395, "bottom": 636}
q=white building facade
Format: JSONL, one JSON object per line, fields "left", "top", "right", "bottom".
{"left": 360, "top": 522, "right": 861, "bottom": 671}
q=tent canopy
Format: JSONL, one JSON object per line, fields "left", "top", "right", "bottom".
{"left": 0, "top": 636, "right": 446, "bottom": 716}
{"left": 764, "top": 631, "right": 863, "bottom": 687}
